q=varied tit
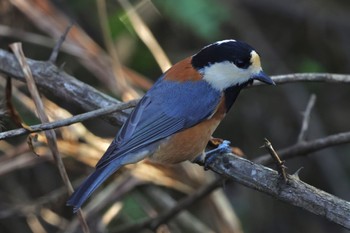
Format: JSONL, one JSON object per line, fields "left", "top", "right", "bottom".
{"left": 67, "top": 39, "right": 275, "bottom": 212}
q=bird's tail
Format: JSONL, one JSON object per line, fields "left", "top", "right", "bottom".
{"left": 66, "top": 162, "right": 122, "bottom": 213}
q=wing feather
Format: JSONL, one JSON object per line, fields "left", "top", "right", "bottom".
{"left": 96, "top": 79, "right": 221, "bottom": 168}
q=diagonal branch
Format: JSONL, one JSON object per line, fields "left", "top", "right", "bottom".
{"left": 0, "top": 100, "right": 137, "bottom": 140}
{"left": 115, "top": 178, "right": 224, "bottom": 233}
{"left": 0, "top": 49, "right": 128, "bottom": 126}
{"left": 9, "top": 43, "right": 90, "bottom": 233}
{"left": 207, "top": 151, "right": 350, "bottom": 229}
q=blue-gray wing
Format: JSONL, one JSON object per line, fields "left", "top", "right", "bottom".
{"left": 95, "top": 79, "right": 221, "bottom": 168}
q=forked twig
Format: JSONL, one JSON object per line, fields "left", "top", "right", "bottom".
{"left": 49, "top": 23, "right": 73, "bottom": 63}
{"left": 262, "top": 138, "right": 288, "bottom": 182}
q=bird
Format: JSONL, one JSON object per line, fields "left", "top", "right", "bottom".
{"left": 67, "top": 39, "right": 275, "bottom": 212}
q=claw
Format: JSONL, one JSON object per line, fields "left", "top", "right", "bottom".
{"left": 216, "top": 140, "right": 232, "bottom": 153}
{"left": 204, "top": 140, "right": 231, "bottom": 169}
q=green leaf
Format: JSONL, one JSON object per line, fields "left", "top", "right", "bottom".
{"left": 154, "top": 0, "right": 229, "bottom": 40}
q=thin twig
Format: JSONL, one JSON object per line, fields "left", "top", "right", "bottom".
{"left": 118, "top": 0, "right": 172, "bottom": 72}
{"left": 257, "top": 73, "right": 350, "bottom": 85}
{"left": 115, "top": 177, "right": 224, "bottom": 233}
{"left": 0, "top": 185, "right": 67, "bottom": 219}
{"left": 254, "top": 131, "right": 350, "bottom": 165}
{"left": 5, "top": 76, "right": 23, "bottom": 128}
{"left": 9, "top": 43, "right": 90, "bottom": 233}
{"left": 297, "top": 94, "right": 316, "bottom": 143}
{"left": 0, "top": 100, "right": 138, "bottom": 140}
{"left": 262, "top": 138, "right": 288, "bottom": 182}
{"left": 48, "top": 23, "right": 73, "bottom": 63}
{"left": 64, "top": 175, "right": 142, "bottom": 233}
{"left": 97, "top": 0, "right": 140, "bottom": 101}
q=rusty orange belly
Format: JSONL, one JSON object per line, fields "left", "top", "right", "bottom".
{"left": 149, "top": 116, "right": 222, "bottom": 164}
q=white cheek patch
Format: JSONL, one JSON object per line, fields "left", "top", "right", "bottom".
{"left": 201, "top": 61, "right": 251, "bottom": 91}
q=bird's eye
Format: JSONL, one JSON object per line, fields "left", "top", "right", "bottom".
{"left": 235, "top": 59, "right": 249, "bottom": 69}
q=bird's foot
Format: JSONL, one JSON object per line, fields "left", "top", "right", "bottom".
{"left": 203, "top": 140, "right": 231, "bottom": 169}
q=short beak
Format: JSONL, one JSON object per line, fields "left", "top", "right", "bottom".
{"left": 252, "top": 71, "right": 275, "bottom": 85}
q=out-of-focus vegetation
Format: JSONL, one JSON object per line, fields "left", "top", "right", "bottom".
{"left": 0, "top": 0, "right": 350, "bottom": 232}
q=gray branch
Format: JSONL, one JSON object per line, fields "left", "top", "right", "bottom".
{"left": 0, "top": 49, "right": 128, "bottom": 126}
{"left": 0, "top": 100, "right": 137, "bottom": 140}
{"left": 207, "top": 152, "right": 350, "bottom": 229}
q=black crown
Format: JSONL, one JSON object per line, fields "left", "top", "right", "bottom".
{"left": 192, "top": 40, "right": 255, "bottom": 70}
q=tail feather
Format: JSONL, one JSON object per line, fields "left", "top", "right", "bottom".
{"left": 67, "top": 162, "right": 122, "bottom": 213}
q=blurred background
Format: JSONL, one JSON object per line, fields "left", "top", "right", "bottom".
{"left": 0, "top": 0, "right": 350, "bottom": 232}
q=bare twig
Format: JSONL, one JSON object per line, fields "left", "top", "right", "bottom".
{"left": 118, "top": 0, "right": 172, "bottom": 72}
{"left": 0, "top": 100, "right": 138, "bottom": 140}
{"left": 142, "top": 187, "right": 216, "bottom": 232}
{"left": 64, "top": 175, "right": 142, "bottom": 233}
{"left": 0, "top": 185, "right": 67, "bottom": 218}
{"left": 115, "top": 177, "right": 224, "bottom": 233}
{"left": 262, "top": 138, "right": 288, "bottom": 182}
{"left": 0, "top": 24, "right": 61, "bottom": 49}
{"left": 9, "top": 43, "right": 90, "bottom": 233}
{"left": 97, "top": 0, "right": 139, "bottom": 101}
{"left": 48, "top": 23, "right": 73, "bottom": 63}
{"left": 263, "top": 73, "right": 350, "bottom": 85}
{"left": 5, "top": 76, "right": 23, "bottom": 128}
{"left": 297, "top": 94, "right": 317, "bottom": 143}
{"left": 254, "top": 131, "right": 350, "bottom": 165}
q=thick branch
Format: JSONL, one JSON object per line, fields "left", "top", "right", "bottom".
{"left": 0, "top": 49, "right": 128, "bottom": 126}
{"left": 207, "top": 152, "right": 350, "bottom": 229}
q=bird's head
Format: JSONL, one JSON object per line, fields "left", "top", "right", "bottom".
{"left": 191, "top": 39, "right": 275, "bottom": 91}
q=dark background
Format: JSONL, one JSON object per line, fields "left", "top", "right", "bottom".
{"left": 1, "top": 0, "right": 350, "bottom": 232}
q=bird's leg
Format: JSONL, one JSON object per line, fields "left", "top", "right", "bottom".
{"left": 204, "top": 140, "right": 232, "bottom": 167}
{"left": 193, "top": 140, "right": 232, "bottom": 169}
{"left": 210, "top": 137, "right": 244, "bottom": 157}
